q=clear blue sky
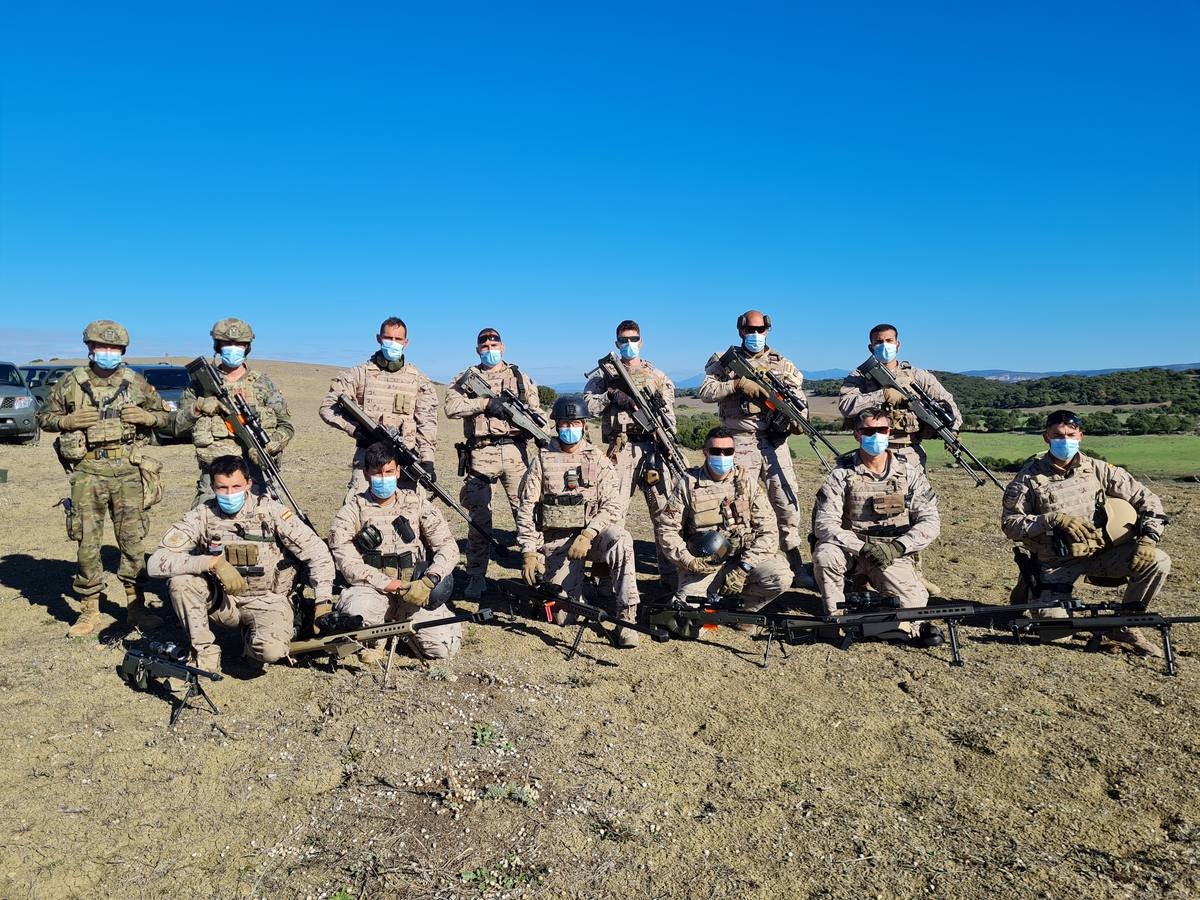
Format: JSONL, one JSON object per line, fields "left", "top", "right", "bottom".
{"left": 2, "top": 3, "right": 1197, "bottom": 386}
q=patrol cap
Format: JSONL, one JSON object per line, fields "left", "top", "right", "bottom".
{"left": 476, "top": 327, "right": 502, "bottom": 344}
{"left": 83, "top": 320, "right": 130, "bottom": 347}
{"left": 1045, "top": 409, "right": 1082, "bottom": 430}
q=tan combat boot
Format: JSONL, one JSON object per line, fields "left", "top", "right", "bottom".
{"left": 614, "top": 626, "right": 640, "bottom": 649}
{"left": 67, "top": 594, "right": 102, "bottom": 638}
{"left": 124, "top": 583, "right": 164, "bottom": 631}
{"left": 358, "top": 646, "right": 388, "bottom": 666}
{"left": 1109, "top": 627, "right": 1165, "bottom": 658}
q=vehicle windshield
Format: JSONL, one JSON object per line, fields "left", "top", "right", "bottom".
{"left": 0, "top": 364, "right": 25, "bottom": 387}
{"left": 139, "top": 367, "right": 190, "bottom": 390}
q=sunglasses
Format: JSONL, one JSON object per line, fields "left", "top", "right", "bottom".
{"left": 616, "top": 336, "right": 640, "bottom": 345}
{"left": 741, "top": 325, "right": 769, "bottom": 334}
{"left": 705, "top": 446, "right": 736, "bottom": 455}
{"left": 858, "top": 426, "right": 890, "bottom": 435}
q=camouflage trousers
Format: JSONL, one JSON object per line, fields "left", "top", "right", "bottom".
{"left": 543, "top": 525, "right": 640, "bottom": 615}
{"left": 337, "top": 584, "right": 462, "bottom": 660}
{"left": 606, "top": 438, "right": 674, "bottom": 578}
{"left": 69, "top": 460, "right": 148, "bottom": 598}
{"left": 167, "top": 573, "right": 293, "bottom": 668}
{"left": 1028, "top": 540, "right": 1172, "bottom": 619}
{"left": 813, "top": 542, "right": 928, "bottom": 629}
{"left": 460, "top": 441, "right": 529, "bottom": 575}
{"left": 732, "top": 433, "right": 805, "bottom": 553}
{"left": 673, "top": 553, "right": 792, "bottom": 612}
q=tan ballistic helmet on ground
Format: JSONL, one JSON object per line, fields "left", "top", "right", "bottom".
{"left": 1100, "top": 496, "right": 1138, "bottom": 546}
{"left": 210, "top": 317, "right": 256, "bottom": 343}
{"left": 82, "top": 320, "right": 130, "bottom": 347}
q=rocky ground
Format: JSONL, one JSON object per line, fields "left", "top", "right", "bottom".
{"left": 0, "top": 358, "right": 1197, "bottom": 899}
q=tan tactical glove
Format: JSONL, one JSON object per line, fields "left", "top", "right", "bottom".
{"left": 861, "top": 540, "right": 904, "bottom": 570}
{"left": 567, "top": 528, "right": 598, "bottom": 561}
{"left": 522, "top": 552, "right": 543, "bottom": 586}
{"left": 210, "top": 557, "right": 246, "bottom": 595}
{"left": 1047, "top": 513, "right": 1101, "bottom": 544}
{"left": 248, "top": 440, "right": 281, "bottom": 467}
{"left": 737, "top": 378, "right": 769, "bottom": 401}
{"left": 61, "top": 408, "right": 101, "bottom": 430}
{"left": 194, "top": 396, "right": 223, "bottom": 415}
{"left": 722, "top": 565, "right": 748, "bottom": 596}
{"left": 882, "top": 387, "right": 906, "bottom": 406}
{"left": 402, "top": 576, "right": 437, "bottom": 608}
{"left": 1129, "top": 537, "right": 1158, "bottom": 574}
{"left": 683, "top": 555, "right": 716, "bottom": 575}
{"left": 120, "top": 406, "right": 158, "bottom": 426}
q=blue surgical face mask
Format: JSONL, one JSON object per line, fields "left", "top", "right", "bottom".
{"left": 219, "top": 345, "right": 246, "bottom": 368}
{"left": 380, "top": 340, "right": 405, "bottom": 363}
{"left": 617, "top": 340, "right": 641, "bottom": 361}
{"left": 370, "top": 475, "right": 398, "bottom": 499}
{"left": 1048, "top": 437, "right": 1080, "bottom": 461}
{"left": 91, "top": 350, "right": 122, "bottom": 370}
{"left": 558, "top": 425, "right": 583, "bottom": 445}
{"left": 216, "top": 491, "right": 246, "bottom": 514}
{"left": 872, "top": 341, "right": 899, "bottom": 363}
{"left": 860, "top": 433, "right": 889, "bottom": 455}
{"left": 743, "top": 333, "right": 766, "bottom": 353}
{"left": 707, "top": 454, "right": 735, "bottom": 477}
{"left": 479, "top": 349, "right": 502, "bottom": 367}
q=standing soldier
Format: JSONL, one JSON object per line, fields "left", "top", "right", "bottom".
{"left": 516, "top": 397, "right": 642, "bottom": 647}
{"left": 37, "top": 320, "right": 169, "bottom": 635}
{"left": 327, "top": 441, "right": 464, "bottom": 663}
{"left": 445, "top": 327, "right": 544, "bottom": 599}
{"left": 583, "top": 320, "right": 677, "bottom": 587}
{"left": 698, "top": 309, "right": 812, "bottom": 588}
{"left": 147, "top": 455, "right": 335, "bottom": 673}
{"left": 174, "top": 317, "right": 294, "bottom": 505}
{"left": 812, "top": 408, "right": 944, "bottom": 647}
{"left": 319, "top": 316, "right": 438, "bottom": 498}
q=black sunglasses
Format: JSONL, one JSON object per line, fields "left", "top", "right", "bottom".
{"left": 616, "top": 336, "right": 640, "bottom": 345}
{"left": 858, "top": 426, "right": 890, "bottom": 435}
{"left": 706, "top": 446, "right": 736, "bottom": 455}
{"left": 741, "top": 325, "right": 769, "bottom": 334}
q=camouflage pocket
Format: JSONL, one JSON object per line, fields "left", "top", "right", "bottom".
{"left": 224, "top": 542, "right": 260, "bottom": 566}
{"left": 128, "top": 447, "right": 163, "bottom": 509}
{"left": 394, "top": 392, "right": 414, "bottom": 415}
{"left": 55, "top": 431, "right": 87, "bottom": 463}
{"left": 872, "top": 494, "right": 906, "bottom": 516}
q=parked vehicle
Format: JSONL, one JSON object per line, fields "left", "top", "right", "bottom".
{"left": 0, "top": 362, "right": 40, "bottom": 443}
{"left": 19, "top": 364, "right": 73, "bottom": 407}
{"left": 128, "top": 363, "right": 191, "bottom": 444}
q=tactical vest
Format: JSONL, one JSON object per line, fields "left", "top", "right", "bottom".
{"left": 1024, "top": 458, "right": 1106, "bottom": 559}
{"left": 55, "top": 367, "right": 140, "bottom": 462}
{"left": 712, "top": 349, "right": 792, "bottom": 430}
{"left": 599, "top": 360, "right": 661, "bottom": 442}
{"left": 203, "top": 501, "right": 296, "bottom": 595}
{"left": 843, "top": 462, "right": 914, "bottom": 539}
{"left": 884, "top": 365, "right": 920, "bottom": 443}
{"left": 193, "top": 366, "right": 280, "bottom": 461}
{"left": 535, "top": 445, "right": 603, "bottom": 531}
{"left": 359, "top": 357, "right": 426, "bottom": 435}
{"left": 351, "top": 491, "right": 429, "bottom": 577}
{"left": 683, "top": 469, "right": 754, "bottom": 553}
{"left": 465, "top": 363, "right": 529, "bottom": 439}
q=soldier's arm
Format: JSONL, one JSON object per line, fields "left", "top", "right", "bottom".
{"left": 777, "top": 360, "right": 809, "bottom": 420}
{"left": 582, "top": 373, "right": 611, "bottom": 417}
{"left": 1000, "top": 469, "right": 1048, "bottom": 541}
{"left": 837, "top": 371, "right": 887, "bottom": 419}
{"left": 275, "top": 509, "right": 335, "bottom": 599}
{"left": 260, "top": 374, "right": 295, "bottom": 450}
{"left": 1099, "top": 461, "right": 1167, "bottom": 542}
{"left": 414, "top": 375, "right": 439, "bottom": 461}
{"left": 418, "top": 503, "right": 459, "bottom": 582}
{"left": 916, "top": 370, "right": 963, "bottom": 430}
{"left": 812, "top": 470, "right": 864, "bottom": 552}
{"left": 130, "top": 374, "right": 170, "bottom": 429}
{"left": 147, "top": 509, "right": 210, "bottom": 577}
{"left": 899, "top": 469, "right": 940, "bottom": 554}
{"left": 515, "top": 454, "right": 544, "bottom": 554}
{"left": 443, "top": 370, "right": 488, "bottom": 419}
{"left": 318, "top": 367, "right": 363, "bottom": 436}
{"left": 741, "top": 483, "right": 780, "bottom": 565}
{"left": 36, "top": 379, "right": 70, "bottom": 432}
{"left": 587, "top": 459, "right": 624, "bottom": 533}
{"left": 697, "top": 355, "right": 736, "bottom": 402}
{"left": 654, "top": 485, "right": 691, "bottom": 567}
{"left": 521, "top": 371, "right": 544, "bottom": 415}
{"left": 657, "top": 370, "right": 678, "bottom": 431}
{"left": 328, "top": 502, "right": 394, "bottom": 591}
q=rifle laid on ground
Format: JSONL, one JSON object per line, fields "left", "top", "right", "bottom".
{"left": 290, "top": 608, "right": 494, "bottom": 661}
{"left": 458, "top": 368, "right": 551, "bottom": 447}
{"left": 587, "top": 351, "right": 692, "bottom": 503}
{"left": 119, "top": 641, "right": 222, "bottom": 729}
{"left": 335, "top": 393, "right": 503, "bottom": 550}
{"left": 717, "top": 347, "right": 845, "bottom": 474}
{"left": 186, "top": 356, "right": 312, "bottom": 527}
{"left": 859, "top": 355, "right": 1003, "bottom": 488}
{"left": 642, "top": 598, "right": 819, "bottom": 667}
{"left": 494, "top": 578, "right": 670, "bottom": 660}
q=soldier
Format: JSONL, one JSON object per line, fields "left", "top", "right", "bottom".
{"left": 174, "top": 317, "right": 294, "bottom": 505}
{"left": 582, "top": 320, "right": 678, "bottom": 567}
{"left": 837, "top": 323, "right": 962, "bottom": 470}
{"left": 445, "top": 327, "right": 544, "bottom": 599}
{"left": 328, "top": 441, "right": 463, "bottom": 663}
{"left": 37, "top": 320, "right": 170, "bottom": 636}
{"left": 698, "top": 309, "right": 812, "bottom": 588}
{"left": 147, "top": 455, "right": 335, "bottom": 672}
{"left": 657, "top": 427, "right": 792, "bottom": 615}
{"left": 1001, "top": 409, "right": 1171, "bottom": 656}
{"left": 812, "top": 408, "right": 944, "bottom": 647}
{"left": 516, "top": 397, "right": 642, "bottom": 647}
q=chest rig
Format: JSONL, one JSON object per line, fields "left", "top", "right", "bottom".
{"left": 351, "top": 491, "right": 427, "bottom": 578}
{"left": 465, "top": 363, "right": 528, "bottom": 439}
{"left": 536, "top": 446, "right": 602, "bottom": 531}
{"left": 360, "top": 356, "right": 424, "bottom": 433}
{"left": 684, "top": 470, "right": 754, "bottom": 553}
{"left": 55, "top": 368, "right": 139, "bottom": 462}
{"left": 205, "top": 502, "right": 293, "bottom": 595}
{"left": 843, "top": 462, "right": 914, "bottom": 539}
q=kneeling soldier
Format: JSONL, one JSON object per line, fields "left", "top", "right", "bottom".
{"left": 328, "top": 440, "right": 463, "bottom": 662}
{"left": 147, "top": 455, "right": 335, "bottom": 672}
{"left": 658, "top": 427, "right": 791, "bottom": 612}
{"left": 812, "top": 408, "right": 943, "bottom": 646}
{"left": 516, "top": 397, "right": 642, "bottom": 647}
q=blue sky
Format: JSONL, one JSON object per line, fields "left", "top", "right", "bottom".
{"left": 1, "top": 3, "right": 1197, "bottom": 386}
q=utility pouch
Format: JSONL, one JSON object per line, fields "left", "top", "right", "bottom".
{"left": 537, "top": 496, "right": 588, "bottom": 530}
{"left": 691, "top": 495, "right": 724, "bottom": 529}
{"left": 394, "top": 393, "right": 414, "bottom": 415}
{"left": 55, "top": 432, "right": 87, "bottom": 467}
{"left": 455, "top": 442, "right": 468, "bottom": 477}
{"left": 872, "top": 494, "right": 906, "bottom": 516}
{"left": 224, "top": 542, "right": 260, "bottom": 567}
{"left": 128, "top": 446, "right": 164, "bottom": 509}
{"left": 86, "top": 416, "right": 126, "bottom": 445}
{"left": 393, "top": 516, "right": 416, "bottom": 543}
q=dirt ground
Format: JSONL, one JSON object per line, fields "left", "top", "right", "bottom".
{"left": 1, "top": 358, "right": 1198, "bottom": 900}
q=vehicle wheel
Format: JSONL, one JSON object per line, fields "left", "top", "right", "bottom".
{"left": 21, "top": 426, "right": 40, "bottom": 446}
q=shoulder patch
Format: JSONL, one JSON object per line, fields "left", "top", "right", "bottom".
{"left": 162, "top": 527, "right": 192, "bottom": 550}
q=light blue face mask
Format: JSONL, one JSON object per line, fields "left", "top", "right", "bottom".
{"left": 743, "top": 333, "right": 766, "bottom": 353}
{"left": 380, "top": 340, "right": 405, "bottom": 363}
{"left": 558, "top": 425, "right": 583, "bottom": 445}
{"left": 479, "top": 349, "right": 502, "bottom": 367}
{"left": 707, "top": 454, "right": 735, "bottom": 477}
{"left": 617, "top": 340, "right": 641, "bottom": 361}
{"left": 216, "top": 491, "right": 246, "bottom": 514}
{"left": 370, "top": 474, "right": 398, "bottom": 499}
{"left": 219, "top": 346, "right": 246, "bottom": 368}
{"left": 1048, "top": 437, "right": 1080, "bottom": 461}
{"left": 860, "top": 433, "right": 889, "bottom": 455}
{"left": 91, "top": 350, "right": 122, "bottom": 370}
{"left": 872, "top": 341, "right": 899, "bottom": 363}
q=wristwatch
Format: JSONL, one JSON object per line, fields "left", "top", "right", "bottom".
{"left": 739, "top": 561, "right": 753, "bottom": 574}
{"left": 425, "top": 573, "right": 442, "bottom": 585}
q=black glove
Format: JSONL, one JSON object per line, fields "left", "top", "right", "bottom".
{"left": 420, "top": 461, "right": 437, "bottom": 483}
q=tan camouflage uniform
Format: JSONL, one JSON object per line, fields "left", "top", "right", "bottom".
{"left": 446, "top": 362, "right": 544, "bottom": 576}
{"left": 812, "top": 451, "right": 941, "bottom": 621}
{"left": 147, "top": 493, "right": 334, "bottom": 670}
{"left": 328, "top": 486, "right": 463, "bottom": 660}
{"left": 516, "top": 437, "right": 639, "bottom": 616}
{"left": 657, "top": 464, "right": 791, "bottom": 610}
{"left": 319, "top": 352, "right": 439, "bottom": 497}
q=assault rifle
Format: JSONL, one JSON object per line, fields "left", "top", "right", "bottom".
{"left": 859, "top": 355, "right": 1003, "bottom": 488}
{"left": 335, "top": 393, "right": 502, "bottom": 550}
{"left": 290, "top": 608, "right": 494, "bottom": 662}
{"left": 495, "top": 578, "right": 669, "bottom": 660}
{"left": 717, "top": 347, "right": 845, "bottom": 474}
{"left": 587, "top": 352, "right": 692, "bottom": 503}
{"left": 459, "top": 368, "right": 551, "bottom": 447}
{"left": 119, "top": 641, "right": 222, "bottom": 729}
{"left": 186, "top": 356, "right": 312, "bottom": 526}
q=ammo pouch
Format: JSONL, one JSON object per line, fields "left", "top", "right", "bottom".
{"left": 364, "top": 549, "right": 414, "bottom": 579}
{"left": 128, "top": 446, "right": 163, "bottom": 509}
{"left": 536, "top": 494, "right": 588, "bottom": 531}
{"left": 55, "top": 431, "right": 88, "bottom": 466}
{"left": 871, "top": 494, "right": 906, "bottom": 516}
{"left": 862, "top": 524, "right": 911, "bottom": 540}
{"left": 394, "top": 393, "right": 414, "bottom": 415}
{"left": 690, "top": 495, "right": 725, "bottom": 530}
{"left": 223, "top": 542, "right": 260, "bottom": 567}
{"left": 85, "top": 412, "right": 128, "bottom": 447}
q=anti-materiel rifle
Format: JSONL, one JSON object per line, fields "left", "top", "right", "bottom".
{"left": 717, "top": 347, "right": 845, "bottom": 474}
{"left": 335, "top": 393, "right": 503, "bottom": 550}
{"left": 859, "top": 355, "right": 1003, "bottom": 488}
{"left": 290, "top": 608, "right": 494, "bottom": 661}
{"left": 119, "top": 641, "right": 222, "bottom": 729}
{"left": 459, "top": 368, "right": 552, "bottom": 447}
{"left": 186, "top": 356, "right": 312, "bottom": 527}
{"left": 642, "top": 598, "right": 817, "bottom": 667}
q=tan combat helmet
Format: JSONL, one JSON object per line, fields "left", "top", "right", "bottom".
{"left": 82, "top": 320, "right": 130, "bottom": 347}
{"left": 210, "top": 317, "right": 256, "bottom": 343}
{"left": 1100, "top": 496, "right": 1139, "bottom": 546}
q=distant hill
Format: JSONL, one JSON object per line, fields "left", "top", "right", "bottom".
{"left": 963, "top": 363, "right": 1200, "bottom": 382}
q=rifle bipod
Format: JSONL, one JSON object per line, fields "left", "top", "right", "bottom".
{"left": 170, "top": 675, "right": 221, "bottom": 730}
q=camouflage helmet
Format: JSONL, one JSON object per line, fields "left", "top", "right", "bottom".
{"left": 688, "top": 529, "right": 733, "bottom": 565}
{"left": 1100, "top": 497, "right": 1138, "bottom": 546}
{"left": 210, "top": 317, "right": 256, "bottom": 343}
{"left": 551, "top": 396, "right": 589, "bottom": 422}
{"left": 82, "top": 320, "right": 130, "bottom": 347}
